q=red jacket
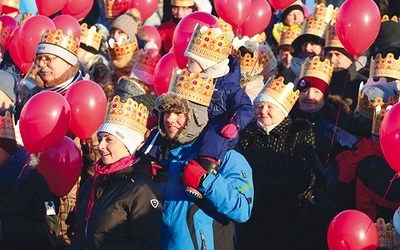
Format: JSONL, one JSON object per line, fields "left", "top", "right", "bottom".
{"left": 157, "top": 19, "right": 177, "bottom": 55}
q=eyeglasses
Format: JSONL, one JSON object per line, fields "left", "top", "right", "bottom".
{"left": 33, "top": 55, "right": 58, "bottom": 65}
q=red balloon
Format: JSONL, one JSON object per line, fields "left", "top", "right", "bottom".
{"left": 214, "top": 0, "right": 251, "bottom": 27}
{"left": 268, "top": 0, "right": 296, "bottom": 10}
{"left": 239, "top": 0, "right": 272, "bottom": 38}
{"left": 36, "top": 0, "right": 68, "bottom": 16}
{"left": 65, "top": 80, "right": 108, "bottom": 140}
{"left": 131, "top": 0, "right": 158, "bottom": 21}
{"left": 38, "top": 136, "right": 82, "bottom": 197}
{"left": 0, "top": 16, "right": 17, "bottom": 51}
{"left": 380, "top": 102, "right": 400, "bottom": 173}
{"left": 18, "top": 15, "right": 56, "bottom": 63}
{"left": 327, "top": 210, "right": 378, "bottom": 250}
{"left": 20, "top": 91, "right": 71, "bottom": 154}
{"left": 336, "top": 0, "right": 380, "bottom": 57}
{"left": 142, "top": 25, "right": 162, "bottom": 52}
{"left": 61, "top": 0, "right": 94, "bottom": 21}
{"left": 52, "top": 14, "right": 81, "bottom": 39}
{"left": 172, "top": 12, "right": 220, "bottom": 69}
{"left": 154, "top": 51, "right": 178, "bottom": 96}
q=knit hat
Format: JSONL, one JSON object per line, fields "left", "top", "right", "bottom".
{"left": 130, "top": 42, "right": 160, "bottom": 86}
{"left": 110, "top": 14, "right": 138, "bottom": 40}
{"left": 373, "top": 15, "right": 400, "bottom": 57}
{"left": 280, "top": 0, "right": 304, "bottom": 25}
{"left": 254, "top": 76, "right": 300, "bottom": 116}
{"left": 98, "top": 94, "right": 150, "bottom": 155}
{"left": 36, "top": 28, "right": 80, "bottom": 66}
{"left": 0, "top": 111, "right": 17, "bottom": 156}
{"left": 324, "top": 22, "right": 354, "bottom": 61}
{"left": 0, "top": 70, "right": 17, "bottom": 103}
{"left": 185, "top": 24, "right": 233, "bottom": 71}
{"left": 156, "top": 68, "right": 214, "bottom": 144}
{"left": 297, "top": 56, "right": 334, "bottom": 99}
{"left": 171, "top": 0, "right": 194, "bottom": 7}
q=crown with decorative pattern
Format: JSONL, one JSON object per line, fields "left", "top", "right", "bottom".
{"left": 108, "top": 37, "right": 140, "bottom": 69}
{"left": 325, "top": 21, "right": 344, "bottom": 49}
{"left": 169, "top": 68, "right": 214, "bottom": 107}
{"left": 0, "top": 111, "right": 15, "bottom": 140}
{"left": 185, "top": 24, "right": 233, "bottom": 70}
{"left": 80, "top": 23, "right": 103, "bottom": 52}
{"left": 299, "top": 56, "right": 334, "bottom": 84}
{"left": 370, "top": 53, "right": 400, "bottom": 80}
{"left": 356, "top": 77, "right": 398, "bottom": 124}
{"left": 217, "top": 17, "right": 234, "bottom": 38}
{"left": 232, "top": 37, "right": 261, "bottom": 77}
{"left": 259, "top": 43, "right": 278, "bottom": 73}
{"left": 0, "top": 21, "right": 14, "bottom": 51}
{"left": 278, "top": 26, "right": 301, "bottom": 47}
{"left": 130, "top": 42, "right": 161, "bottom": 85}
{"left": 98, "top": 95, "right": 149, "bottom": 154}
{"left": 376, "top": 218, "right": 397, "bottom": 248}
{"left": 105, "top": 0, "right": 131, "bottom": 19}
{"left": 254, "top": 76, "right": 300, "bottom": 116}
{"left": 36, "top": 28, "right": 80, "bottom": 65}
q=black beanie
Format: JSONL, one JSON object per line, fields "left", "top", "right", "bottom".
{"left": 325, "top": 47, "right": 355, "bottom": 61}
{"left": 373, "top": 19, "right": 400, "bottom": 56}
{"left": 281, "top": 4, "right": 304, "bottom": 25}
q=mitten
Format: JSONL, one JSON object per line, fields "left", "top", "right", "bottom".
{"left": 220, "top": 123, "right": 238, "bottom": 139}
{"left": 151, "top": 162, "right": 163, "bottom": 180}
{"left": 183, "top": 159, "right": 207, "bottom": 189}
{"left": 146, "top": 115, "right": 158, "bottom": 130}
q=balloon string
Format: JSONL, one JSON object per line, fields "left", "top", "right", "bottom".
{"left": 355, "top": 57, "right": 370, "bottom": 73}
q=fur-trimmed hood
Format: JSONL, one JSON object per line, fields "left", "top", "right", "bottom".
{"left": 0, "top": 146, "right": 38, "bottom": 190}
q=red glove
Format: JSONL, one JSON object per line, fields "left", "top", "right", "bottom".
{"left": 220, "top": 123, "right": 238, "bottom": 139}
{"left": 183, "top": 159, "right": 207, "bottom": 189}
{"left": 151, "top": 162, "right": 163, "bottom": 180}
{"left": 146, "top": 115, "right": 158, "bottom": 130}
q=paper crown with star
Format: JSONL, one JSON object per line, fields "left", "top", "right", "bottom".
{"left": 169, "top": 68, "right": 215, "bottom": 107}
{"left": 36, "top": 28, "right": 80, "bottom": 65}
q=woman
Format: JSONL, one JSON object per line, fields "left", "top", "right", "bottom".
{"left": 0, "top": 111, "right": 59, "bottom": 250}
{"left": 236, "top": 76, "right": 321, "bottom": 249}
{"left": 71, "top": 94, "right": 163, "bottom": 249}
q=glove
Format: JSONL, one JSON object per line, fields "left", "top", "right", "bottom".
{"left": 183, "top": 159, "right": 207, "bottom": 189}
{"left": 220, "top": 123, "right": 238, "bottom": 139}
{"left": 151, "top": 162, "right": 163, "bottom": 180}
{"left": 146, "top": 115, "right": 158, "bottom": 130}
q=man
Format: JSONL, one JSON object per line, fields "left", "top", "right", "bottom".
{"left": 140, "top": 69, "right": 254, "bottom": 249}
{"left": 324, "top": 22, "right": 368, "bottom": 111}
{"left": 158, "top": 0, "right": 196, "bottom": 55}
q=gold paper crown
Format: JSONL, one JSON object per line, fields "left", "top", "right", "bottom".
{"left": 381, "top": 15, "right": 399, "bottom": 23}
{"left": 278, "top": 26, "right": 301, "bottom": 47}
{"left": 80, "top": 23, "right": 103, "bottom": 52}
{"left": 370, "top": 53, "right": 400, "bottom": 80}
{"left": 40, "top": 28, "right": 80, "bottom": 56}
{"left": 235, "top": 49, "right": 260, "bottom": 78}
{"left": 313, "top": 3, "right": 337, "bottom": 21}
{"left": 0, "top": 111, "right": 15, "bottom": 140}
{"left": 105, "top": 0, "right": 131, "bottom": 19}
{"left": 169, "top": 68, "right": 215, "bottom": 107}
{"left": 356, "top": 77, "right": 398, "bottom": 121}
{"left": 325, "top": 21, "right": 344, "bottom": 49}
{"left": 299, "top": 56, "right": 334, "bottom": 84}
{"left": 105, "top": 95, "right": 148, "bottom": 136}
{"left": 0, "top": 21, "right": 13, "bottom": 50}
{"left": 171, "top": 0, "right": 194, "bottom": 7}
{"left": 258, "top": 76, "right": 300, "bottom": 114}
{"left": 259, "top": 43, "right": 278, "bottom": 73}
{"left": 131, "top": 46, "right": 161, "bottom": 85}
{"left": 217, "top": 17, "right": 233, "bottom": 36}
{"left": 300, "top": 4, "right": 337, "bottom": 39}
{"left": 185, "top": 24, "right": 233, "bottom": 65}
{"left": 109, "top": 38, "right": 140, "bottom": 68}
{"left": 376, "top": 218, "right": 396, "bottom": 248}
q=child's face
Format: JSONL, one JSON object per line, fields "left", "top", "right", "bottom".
{"left": 187, "top": 58, "right": 203, "bottom": 73}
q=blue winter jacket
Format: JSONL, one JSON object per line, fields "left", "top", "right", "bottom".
{"left": 141, "top": 130, "right": 254, "bottom": 250}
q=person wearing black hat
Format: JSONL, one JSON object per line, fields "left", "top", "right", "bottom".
{"left": 372, "top": 15, "right": 400, "bottom": 58}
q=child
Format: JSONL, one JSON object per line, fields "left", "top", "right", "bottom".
{"left": 183, "top": 24, "right": 254, "bottom": 198}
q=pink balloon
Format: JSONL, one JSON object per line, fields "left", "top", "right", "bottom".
{"left": 239, "top": 0, "right": 272, "bottom": 38}
{"left": 154, "top": 51, "right": 178, "bottom": 96}
{"left": 20, "top": 91, "right": 71, "bottom": 154}
{"left": 65, "top": 80, "right": 108, "bottom": 140}
{"left": 336, "top": 0, "right": 381, "bottom": 57}
{"left": 61, "top": 0, "right": 94, "bottom": 21}
{"left": 142, "top": 25, "right": 162, "bottom": 52}
{"left": 130, "top": 0, "right": 158, "bottom": 21}
{"left": 172, "top": 12, "right": 220, "bottom": 69}
{"left": 327, "top": 210, "right": 378, "bottom": 250}
{"left": 36, "top": 0, "right": 68, "bottom": 16}
{"left": 268, "top": 0, "right": 296, "bottom": 10}
{"left": 53, "top": 14, "right": 81, "bottom": 39}
{"left": 38, "top": 136, "right": 82, "bottom": 197}
{"left": 18, "top": 15, "right": 56, "bottom": 63}
{"left": 380, "top": 102, "right": 400, "bottom": 173}
{"left": 214, "top": 0, "right": 251, "bottom": 27}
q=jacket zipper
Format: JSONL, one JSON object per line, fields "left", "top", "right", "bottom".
{"left": 200, "top": 229, "right": 207, "bottom": 250}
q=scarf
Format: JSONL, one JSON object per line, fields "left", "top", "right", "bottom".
{"left": 85, "top": 155, "right": 137, "bottom": 221}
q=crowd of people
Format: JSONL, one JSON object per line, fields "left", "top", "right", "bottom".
{"left": 1, "top": 0, "right": 400, "bottom": 249}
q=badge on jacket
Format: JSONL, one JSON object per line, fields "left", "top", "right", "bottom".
{"left": 150, "top": 199, "right": 159, "bottom": 208}
{"left": 45, "top": 201, "right": 56, "bottom": 215}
